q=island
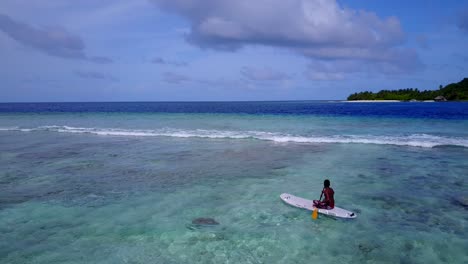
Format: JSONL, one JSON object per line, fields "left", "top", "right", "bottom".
{"left": 347, "top": 78, "right": 468, "bottom": 101}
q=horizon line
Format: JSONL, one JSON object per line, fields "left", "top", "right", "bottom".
{"left": 0, "top": 99, "right": 348, "bottom": 104}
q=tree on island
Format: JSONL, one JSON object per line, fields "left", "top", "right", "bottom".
{"left": 347, "top": 78, "right": 468, "bottom": 101}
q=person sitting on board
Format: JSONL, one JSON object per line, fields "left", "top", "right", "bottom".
{"left": 313, "top": 179, "right": 335, "bottom": 209}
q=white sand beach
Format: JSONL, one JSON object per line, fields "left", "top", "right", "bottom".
{"left": 344, "top": 100, "right": 401, "bottom": 102}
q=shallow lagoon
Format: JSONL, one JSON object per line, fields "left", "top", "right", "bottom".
{"left": 1, "top": 106, "right": 467, "bottom": 263}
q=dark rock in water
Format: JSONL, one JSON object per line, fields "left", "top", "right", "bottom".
{"left": 192, "top": 218, "right": 219, "bottom": 225}
{"left": 272, "top": 165, "right": 287, "bottom": 170}
{"left": 403, "top": 241, "right": 414, "bottom": 252}
{"left": 358, "top": 242, "right": 379, "bottom": 254}
{"left": 187, "top": 218, "right": 220, "bottom": 230}
{"left": 453, "top": 180, "right": 464, "bottom": 187}
{"left": 451, "top": 196, "right": 468, "bottom": 209}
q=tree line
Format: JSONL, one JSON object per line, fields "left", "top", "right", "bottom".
{"left": 347, "top": 78, "right": 468, "bottom": 101}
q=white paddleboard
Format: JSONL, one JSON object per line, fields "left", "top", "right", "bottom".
{"left": 280, "top": 193, "right": 357, "bottom": 219}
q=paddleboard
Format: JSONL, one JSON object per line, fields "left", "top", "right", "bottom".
{"left": 280, "top": 193, "right": 357, "bottom": 219}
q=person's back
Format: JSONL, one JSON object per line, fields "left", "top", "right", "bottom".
{"left": 323, "top": 186, "right": 335, "bottom": 209}
{"left": 313, "top": 179, "right": 335, "bottom": 209}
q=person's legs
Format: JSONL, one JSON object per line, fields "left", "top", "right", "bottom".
{"left": 313, "top": 200, "right": 326, "bottom": 208}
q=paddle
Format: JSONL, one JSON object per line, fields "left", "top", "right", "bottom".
{"left": 312, "top": 208, "right": 318, "bottom": 219}
{"left": 312, "top": 188, "right": 324, "bottom": 220}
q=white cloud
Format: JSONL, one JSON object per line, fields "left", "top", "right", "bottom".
{"left": 0, "top": 13, "right": 113, "bottom": 63}
{"left": 75, "top": 70, "right": 118, "bottom": 81}
{"left": 152, "top": 57, "right": 188, "bottom": 67}
{"left": 162, "top": 72, "right": 191, "bottom": 84}
{"left": 241, "top": 66, "right": 290, "bottom": 81}
{"left": 458, "top": 8, "right": 468, "bottom": 33}
{"left": 152, "top": 0, "right": 421, "bottom": 73}
{"left": 305, "top": 71, "right": 345, "bottom": 81}
{"left": 151, "top": 0, "right": 404, "bottom": 49}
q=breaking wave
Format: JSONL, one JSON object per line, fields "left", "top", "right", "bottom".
{"left": 1, "top": 125, "right": 467, "bottom": 148}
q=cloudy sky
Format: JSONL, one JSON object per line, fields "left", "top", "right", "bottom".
{"left": 1, "top": 0, "right": 467, "bottom": 102}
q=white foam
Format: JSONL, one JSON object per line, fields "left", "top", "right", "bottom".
{"left": 0, "top": 126, "right": 19, "bottom": 131}
{"left": 1, "top": 125, "right": 467, "bottom": 148}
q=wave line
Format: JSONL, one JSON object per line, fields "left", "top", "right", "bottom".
{"left": 1, "top": 125, "right": 467, "bottom": 148}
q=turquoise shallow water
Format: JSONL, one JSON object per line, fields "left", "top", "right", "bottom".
{"left": 1, "top": 111, "right": 467, "bottom": 263}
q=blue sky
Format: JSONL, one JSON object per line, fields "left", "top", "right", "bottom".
{"left": 0, "top": 0, "right": 467, "bottom": 102}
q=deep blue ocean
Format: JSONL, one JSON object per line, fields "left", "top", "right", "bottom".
{"left": 1, "top": 101, "right": 467, "bottom": 119}
{"left": 1, "top": 101, "right": 467, "bottom": 263}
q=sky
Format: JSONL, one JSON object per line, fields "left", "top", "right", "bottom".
{"left": 0, "top": 0, "right": 467, "bottom": 102}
